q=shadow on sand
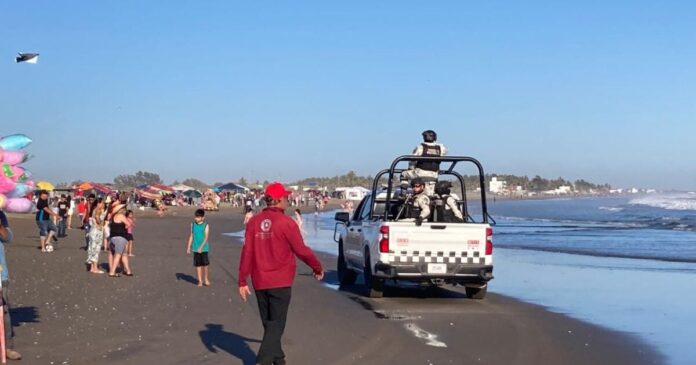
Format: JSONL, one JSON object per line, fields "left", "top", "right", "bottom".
{"left": 199, "top": 323, "right": 260, "bottom": 365}
{"left": 175, "top": 272, "right": 199, "bottom": 285}
{"left": 10, "top": 306, "right": 39, "bottom": 327}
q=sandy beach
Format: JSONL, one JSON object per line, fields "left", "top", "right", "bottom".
{"left": 2, "top": 205, "right": 663, "bottom": 364}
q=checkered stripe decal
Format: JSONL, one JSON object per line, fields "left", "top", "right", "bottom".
{"left": 387, "top": 250, "right": 487, "bottom": 265}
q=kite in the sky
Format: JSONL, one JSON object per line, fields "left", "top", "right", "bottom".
{"left": 15, "top": 53, "right": 39, "bottom": 64}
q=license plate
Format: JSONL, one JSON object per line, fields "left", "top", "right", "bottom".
{"left": 427, "top": 263, "right": 447, "bottom": 274}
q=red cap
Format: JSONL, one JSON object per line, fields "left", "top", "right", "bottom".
{"left": 265, "top": 182, "right": 292, "bottom": 200}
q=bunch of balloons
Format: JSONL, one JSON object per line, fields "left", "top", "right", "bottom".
{"left": 0, "top": 134, "right": 35, "bottom": 213}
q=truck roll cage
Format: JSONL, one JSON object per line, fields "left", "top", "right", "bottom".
{"left": 370, "top": 155, "right": 490, "bottom": 223}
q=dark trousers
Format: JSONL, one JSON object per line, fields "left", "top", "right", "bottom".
{"left": 255, "top": 287, "right": 291, "bottom": 365}
{"left": 57, "top": 218, "right": 67, "bottom": 237}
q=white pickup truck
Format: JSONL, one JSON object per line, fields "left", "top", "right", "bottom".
{"left": 334, "top": 155, "right": 494, "bottom": 298}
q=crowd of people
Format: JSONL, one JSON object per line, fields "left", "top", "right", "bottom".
{"left": 32, "top": 190, "right": 138, "bottom": 278}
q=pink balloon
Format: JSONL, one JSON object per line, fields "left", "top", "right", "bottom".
{"left": 1, "top": 150, "right": 26, "bottom": 165}
{"left": 4, "top": 198, "right": 32, "bottom": 213}
{"left": 0, "top": 176, "right": 16, "bottom": 194}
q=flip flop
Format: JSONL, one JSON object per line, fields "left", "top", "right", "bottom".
{"left": 108, "top": 274, "right": 121, "bottom": 278}
{"left": 124, "top": 272, "right": 134, "bottom": 277}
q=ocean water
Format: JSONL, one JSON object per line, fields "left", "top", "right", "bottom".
{"left": 227, "top": 196, "right": 696, "bottom": 364}
{"left": 484, "top": 194, "right": 696, "bottom": 262}
{"left": 485, "top": 194, "right": 696, "bottom": 365}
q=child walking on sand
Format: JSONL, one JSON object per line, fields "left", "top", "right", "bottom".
{"left": 125, "top": 210, "right": 136, "bottom": 257}
{"left": 186, "top": 209, "right": 210, "bottom": 287}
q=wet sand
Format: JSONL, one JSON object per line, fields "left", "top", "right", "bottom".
{"left": 3, "top": 205, "right": 663, "bottom": 364}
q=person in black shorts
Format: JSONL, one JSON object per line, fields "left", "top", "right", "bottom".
{"left": 35, "top": 190, "right": 60, "bottom": 252}
{"left": 186, "top": 209, "right": 210, "bottom": 287}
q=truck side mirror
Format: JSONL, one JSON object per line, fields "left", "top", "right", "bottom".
{"left": 335, "top": 212, "right": 350, "bottom": 223}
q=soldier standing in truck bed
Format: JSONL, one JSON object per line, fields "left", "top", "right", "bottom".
{"left": 402, "top": 130, "right": 448, "bottom": 196}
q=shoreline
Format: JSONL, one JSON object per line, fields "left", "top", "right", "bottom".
{"left": 2, "top": 205, "right": 664, "bottom": 364}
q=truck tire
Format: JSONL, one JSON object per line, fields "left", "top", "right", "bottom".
{"left": 465, "top": 284, "right": 487, "bottom": 300}
{"left": 363, "top": 249, "right": 384, "bottom": 298}
{"left": 337, "top": 242, "right": 357, "bottom": 287}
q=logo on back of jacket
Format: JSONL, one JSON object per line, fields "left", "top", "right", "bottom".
{"left": 257, "top": 219, "right": 272, "bottom": 239}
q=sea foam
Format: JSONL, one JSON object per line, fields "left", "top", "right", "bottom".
{"left": 629, "top": 194, "right": 696, "bottom": 211}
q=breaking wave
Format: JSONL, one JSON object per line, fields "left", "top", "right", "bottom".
{"left": 630, "top": 194, "right": 696, "bottom": 211}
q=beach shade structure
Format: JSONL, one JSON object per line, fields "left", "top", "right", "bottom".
{"left": 91, "top": 183, "right": 112, "bottom": 194}
{"left": 171, "top": 184, "right": 194, "bottom": 192}
{"left": 182, "top": 189, "right": 202, "bottom": 198}
{"left": 36, "top": 181, "right": 54, "bottom": 191}
{"left": 77, "top": 182, "right": 112, "bottom": 194}
{"left": 216, "top": 182, "right": 249, "bottom": 193}
{"left": 15, "top": 53, "right": 39, "bottom": 64}
{"left": 77, "top": 182, "right": 93, "bottom": 191}
{"left": 149, "top": 183, "right": 175, "bottom": 193}
{"left": 137, "top": 187, "right": 161, "bottom": 201}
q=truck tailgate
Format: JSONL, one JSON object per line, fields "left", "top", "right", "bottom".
{"left": 385, "top": 222, "right": 491, "bottom": 266}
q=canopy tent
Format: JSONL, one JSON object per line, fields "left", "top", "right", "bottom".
{"left": 171, "top": 184, "right": 194, "bottom": 192}
{"left": 216, "top": 182, "right": 249, "bottom": 193}
{"left": 183, "top": 189, "right": 202, "bottom": 198}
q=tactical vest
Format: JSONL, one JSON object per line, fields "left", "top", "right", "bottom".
{"left": 415, "top": 143, "right": 442, "bottom": 172}
{"left": 433, "top": 195, "right": 460, "bottom": 223}
{"left": 404, "top": 198, "right": 422, "bottom": 219}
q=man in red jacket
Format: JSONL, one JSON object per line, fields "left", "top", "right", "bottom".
{"left": 238, "top": 182, "right": 324, "bottom": 365}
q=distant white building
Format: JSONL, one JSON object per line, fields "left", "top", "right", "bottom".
{"left": 557, "top": 185, "right": 572, "bottom": 194}
{"left": 543, "top": 185, "right": 573, "bottom": 195}
{"left": 489, "top": 177, "right": 507, "bottom": 194}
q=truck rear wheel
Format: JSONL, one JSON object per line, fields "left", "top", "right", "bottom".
{"left": 364, "top": 250, "right": 384, "bottom": 298}
{"left": 465, "top": 284, "right": 487, "bottom": 300}
{"left": 337, "top": 242, "right": 357, "bottom": 287}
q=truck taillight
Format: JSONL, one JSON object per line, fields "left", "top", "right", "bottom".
{"left": 486, "top": 227, "right": 493, "bottom": 255}
{"left": 379, "top": 225, "right": 390, "bottom": 253}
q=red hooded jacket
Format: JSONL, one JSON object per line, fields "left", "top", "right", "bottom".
{"left": 238, "top": 207, "right": 323, "bottom": 290}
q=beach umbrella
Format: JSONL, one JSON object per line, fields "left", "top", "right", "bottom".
{"left": 183, "top": 189, "right": 202, "bottom": 198}
{"left": 149, "top": 183, "right": 175, "bottom": 193}
{"left": 77, "top": 182, "right": 112, "bottom": 194}
{"left": 137, "top": 188, "right": 161, "bottom": 200}
{"left": 77, "top": 182, "right": 93, "bottom": 191}
{"left": 15, "top": 52, "right": 39, "bottom": 64}
{"left": 90, "top": 183, "right": 112, "bottom": 194}
{"left": 36, "top": 181, "right": 54, "bottom": 191}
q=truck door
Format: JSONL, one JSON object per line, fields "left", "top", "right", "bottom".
{"left": 346, "top": 195, "right": 372, "bottom": 266}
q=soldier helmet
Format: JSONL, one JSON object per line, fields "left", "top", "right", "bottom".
{"left": 435, "top": 181, "right": 452, "bottom": 195}
{"left": 422, "top": 130, "right": 437, "bottom": 142}
{"left": 411, "top": 177, "right": 425, "bottom": 187}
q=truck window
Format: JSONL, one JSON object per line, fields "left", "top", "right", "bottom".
{"left": 358, "top": 195, "right": 373, "bottom": 221}
{"left": 352, "top": 196, "right": 368, "bottom": 221}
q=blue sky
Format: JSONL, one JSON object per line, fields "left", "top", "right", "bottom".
{"left": 2, "top": 1, "right": 695, "bottom": 190}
